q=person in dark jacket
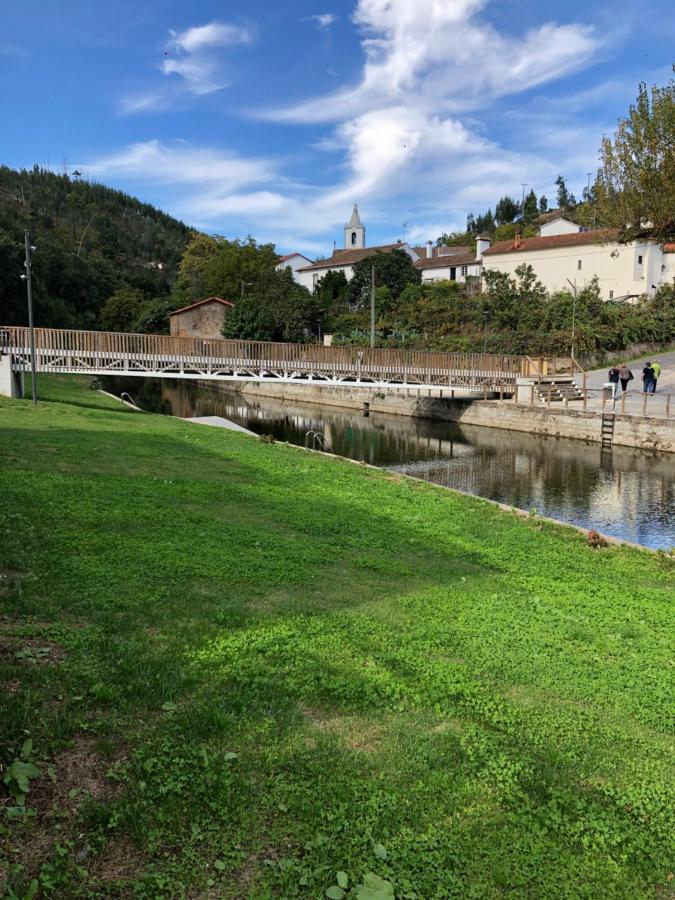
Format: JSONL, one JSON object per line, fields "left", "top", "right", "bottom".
{"left": 642, "top": 362, "right": 654, "bottom": 394}
{"left": 618, "top": 363, "right": 633, "bottom": 393}
{"left": 608, "top": 365, "right": 621, "bottom": 400}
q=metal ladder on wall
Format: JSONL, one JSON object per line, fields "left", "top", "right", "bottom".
{"left": 601, "top": 412, "right": 615, "bottom": 449}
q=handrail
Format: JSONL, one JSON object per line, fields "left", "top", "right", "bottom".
{"left": 2, "top": 325, "right": 527, "bottom": 386}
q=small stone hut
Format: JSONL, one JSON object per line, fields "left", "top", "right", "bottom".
{"left": 169, "top": 297, "right": 234, "bottom": 339}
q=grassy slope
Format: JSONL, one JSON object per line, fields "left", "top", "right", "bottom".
{"left": 0, "top": 376, "right": 673, "bottom": 899}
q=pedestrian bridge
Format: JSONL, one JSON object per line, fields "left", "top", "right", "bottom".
{"left": 1, "top": 326, "right": 545, "bottom": 393}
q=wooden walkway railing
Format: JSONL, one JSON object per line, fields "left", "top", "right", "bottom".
{"left": 1, "top": 326, "right": 527, "bottom": 390}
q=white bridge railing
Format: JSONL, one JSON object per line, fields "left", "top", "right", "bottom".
{"left": 1, "top": 326, "right": 527, "bottom": 390}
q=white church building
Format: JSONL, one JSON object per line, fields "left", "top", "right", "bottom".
{"left": 294, "top": 205, "right": 481, "bottom": 291}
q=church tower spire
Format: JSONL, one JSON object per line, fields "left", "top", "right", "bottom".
{"left": 344, "top": 203, "right": 365, "bottom": 250}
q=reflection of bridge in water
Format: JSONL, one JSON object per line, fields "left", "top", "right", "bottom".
{"left": 2, "top": 326, "right": 527, "bottom": 393}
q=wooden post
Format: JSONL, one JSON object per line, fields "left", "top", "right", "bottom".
{"left": 642, "top": 393, "right": 647, "bottom": 416}
{"left": 483, "top": 383, "right": 488, "bottom": 400}
{"left": 547, "top": 383, "right": 552, "bottom": 405}
{"left": 666, "top": 394, "right": 671, "bottom": 417}
{"left": 620, "top": 392, "right": 626, "bottom": 416}
{"left": 530, "top": 384, "right": 535, "bottom": 406}
{"left": 583, "top": 389, "right": 588, "bottom": 411}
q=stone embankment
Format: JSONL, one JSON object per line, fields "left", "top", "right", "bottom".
{"left": 239, "top": 382, "right": 675, "bottom": 453}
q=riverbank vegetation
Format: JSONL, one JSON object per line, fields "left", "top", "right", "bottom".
{"left": 1, "top": 376, "right": 673, "bottom": 898}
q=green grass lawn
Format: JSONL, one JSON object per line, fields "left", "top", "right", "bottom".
{"left": 1, "top": 376, "right": 673, "bottom": 899}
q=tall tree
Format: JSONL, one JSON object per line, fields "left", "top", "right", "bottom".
{"left": 495, "top": 196, "right": 519, "bottom": 226}
{"left": 172, "top": 235, "right": 278, "bottom": 305}
{"left": 522, "top": 190, "right": 539, "bottom": 224}
{"left": 594, "top": 73, "right": 675, "bottom": 241}
{"left": 349, "top": 249, "right": 421, "bottom": 308}
{"left": 555, "top": 176, "right": 570, "bottom": 211}
{"left": 539, "top": 195, "right": 548, "bottom": 213}
{"left": 222, "top": 268, "right": 317, "bottom": 342}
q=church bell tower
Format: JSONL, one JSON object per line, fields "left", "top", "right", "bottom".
{"left": 344, "top": 203, "right": 365, "bottom": 250}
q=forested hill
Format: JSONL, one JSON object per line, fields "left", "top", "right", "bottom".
{"left": 0, "top": 166, "right": 192, "bottom": 328}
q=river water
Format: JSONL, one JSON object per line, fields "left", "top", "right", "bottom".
{"left": 107, "top": 377, "right": 674, "bottom": 551}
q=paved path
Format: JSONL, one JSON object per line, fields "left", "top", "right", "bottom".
{"left": 580, "top": 350, "right": 674, "bottom": 418}
{"left": 186, "top": 416, "right": 256, "bottom": 435}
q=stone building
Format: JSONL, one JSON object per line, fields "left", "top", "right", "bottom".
{"left": 168, "top": 297, "right": 234, "bottom": 339}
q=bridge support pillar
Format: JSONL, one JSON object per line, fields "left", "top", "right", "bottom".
{"left": 0, "top": 354, "right": 24, "bottom": 399}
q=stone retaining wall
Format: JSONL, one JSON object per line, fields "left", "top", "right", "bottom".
{"left": 235, "top": 382, "right": 674, "bottom": 453}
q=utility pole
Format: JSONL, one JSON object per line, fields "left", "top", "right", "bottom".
{"left": 370, "top": 265, "right": 375, "bottom": 349}
{"left": 566, "top": 278, "right": 577, "bottom": 357}
{"left": 586, "top": 172, "right": 592, "bottom": 201}
{"left": 22, "top": 231, "right": 38, "bottom": 405}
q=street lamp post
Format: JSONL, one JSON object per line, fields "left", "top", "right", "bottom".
{"left": 566, "top": 278, "right": 577, "bottom": 358}
{"left": 21, "top": 231, "right": 38, "bottom": 405}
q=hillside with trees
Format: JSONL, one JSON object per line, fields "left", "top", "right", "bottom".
{"left": 0, "top": 166, "right": 191, "bottom": 329}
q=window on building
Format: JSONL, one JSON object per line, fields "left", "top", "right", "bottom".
{"left": 461, "top": 266, "right": 468, "bottom": 277}
{"left": 577, "top": 260, "right": 582, "bottom": 270}
{"left": 638, "top": 254, "right": 643, "bottom": 264}
{"left": 313, "top": 274, "right": 319, "bottom": 288}
{"left": 351, "top": 231, "right": 357, "bottom": 246}
{"left": 609, "top": 290, "right": 614, "bottom": 299}
{"left": 450, "top": 267, "right": 456, "bottom": 281}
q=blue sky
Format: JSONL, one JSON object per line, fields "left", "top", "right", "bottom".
{"left": 1, "top": 0, "right": 673, "bottom": 255}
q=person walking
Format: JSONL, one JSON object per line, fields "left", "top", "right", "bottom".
{"left": 618, "top": 363, "right": 633, "bottom": 393}
{"left": 642, "top": 362, "right": 654, "bottom": 394}
{"left": 608, "top": 364, "right": 621, "bottom": 400}
{"left": 651, "top": 360, "right": 661, "bottom": 393}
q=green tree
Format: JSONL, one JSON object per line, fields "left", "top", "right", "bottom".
{"left": 495, "top": 196, "right": 519, "bottom": 226}
{"left": 555, "top": 176, "right": 570, "bottom": 211}
{"left": 172, "top": 235, "right": 278, "bottom": 305}
{"left": 223, "top": 268, "right": 317, "bottom": 342}
{"left": 99, "top": 287, "right": 145, "bottom": 332}
{"left": 594, "top": 73, "right": 675, "bottom": 242}
{"left": 133, "top": 298, "right": 175, "bottom": 334}
{"left": 539, "top": 195, "right": 549, "bottom": 213}
{"left": 522, "top": 189, "right": 539, "bottom": 224}
{"left": 349, "top": 249, "right": 421, "bottom": 308}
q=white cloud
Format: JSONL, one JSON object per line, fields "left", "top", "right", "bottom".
{"left": 108, "top": 2, "right": 610, "bottom": 252}
{"left": 82, "top": 140, "right": 274, "bottom": 191}
{"left": 119, "top": 20, "right": 254, "bottom": 112}
{"left": 166, "top": 22, "right": 252, "bottom": 54}
{"left": 161, "top": 21, "right": 253, "bottom": 95}
{"left": 308, "top": 14, "right": 339, "bottom": 30}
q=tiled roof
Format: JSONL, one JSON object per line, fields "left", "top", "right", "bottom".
{"left": 415, "top": 255, "right": 477, "bottom": 269}
{"left": 482, "top": 228, "right": 619, "bottom": 256}
{"left": 297, "top": 243, "right": 410, "bottom": 272}
{"left": 169, "top": 297, "right": 234, "bottom": 316}
{"left": 663, "top": 243, "right": 675, "bottom": 253}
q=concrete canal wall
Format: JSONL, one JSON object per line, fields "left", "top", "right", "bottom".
{"left": 239, "top": 382, "right": 675, "bottom": 454}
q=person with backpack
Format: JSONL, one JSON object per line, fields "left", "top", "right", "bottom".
{"left": 651, "top": 360, "right": 661, "bottom": 392}
{"left": 608, "top": 364, "right": 621, "bottom": 400}
{"left": 642, "top": 362, "right": 654, "bottom": 394}
{"left": 618, "top": 364, "right": 633, "bottom": 393}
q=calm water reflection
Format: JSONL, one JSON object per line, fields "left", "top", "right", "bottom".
{"left": 108, "top": 378, "right": 674, "bottom": 550}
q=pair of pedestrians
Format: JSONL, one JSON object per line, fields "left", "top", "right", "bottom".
{"left": 608, "top": 364, "right": 634, "bottom": 400}
{"left": 642, "top": 361, "right": 661, "bottom": 394}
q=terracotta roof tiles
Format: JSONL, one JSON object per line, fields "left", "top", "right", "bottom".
{"left": 482, "top": 228, "right": 619, "bottom": 256}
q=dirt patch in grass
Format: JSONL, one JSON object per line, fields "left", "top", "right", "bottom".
{"left": 300, "top": 704, "right": 383, "bottom": 753}
{"left": 0, "top": 637, "right": 68, "bottom": 665}
{"left": 35, "top": 734, "right": 124, "bottom": 815}
{"left": 1, "top": 735, "right": 129, "bottom": 894}
{"left": 88, "top": 836, "right": 146, "bottom": 889}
